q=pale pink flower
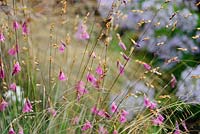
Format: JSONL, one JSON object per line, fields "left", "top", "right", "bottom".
{"left": 98, "top": 126, "right": 108, "bottom": 134}
{"left": 97, "top": 109, "right": 106, "bottom": 118}
{"left": 9, "top": 83, "right": 17, "bottom": 92}
{"left": 170, "top": 75, "right": 177, "bottom": 88}
{"left": 152, "top": 114, "right": 164, "bottom": 126}
{"left": 72, "top": 116, "right": 79, "bottom": 125}
{"left": 12, "top": 62, "right": 21, "bottom": 76}
{"left": 18, "top": 126, "right": 24, "bottom": 134}
{"left": 9, "top": 127, "right": 16, "bottom": 134}
{"left": 0, "top": 99, "right": 8, "bottom": 111}
{"left": 58, "top": 41, "right": 66, "bottom": 53}
{"left": 82, "top": 120, "right": 92, "bottom": 131}
{"left": 0, "top": 66, "right": 5, "bottom": 79}
{"left": 143, "top": 63, "right": 151, "bottom": 71}
{"left": 22, "top": 99, "right": 33, "bottom": 113}
{"left": 8, "top": 45, "right": 19, "bottom": 56}
{"left": 117, "top": 61, "right": 124, "bottom": 75}
{"left": 113, "top": 130, "right": 118, "bottom": 134}
{"left": 76, "top": 81, "right": 88, "bottom": 100}
{"left": 111, "top": 102, "right": 117, "bottom": 113}
{"left": 121, "top": 109, "right": 128, "bottom": 117}
{"left": 0, "top": 32, "right": 5, "bottom": 42}
{"left": 90, "top": 52, "right": 96, "bottom": 58}
{"left": 174, "top": 121, "right": 181, "bottom": 134}
{"left": 22, "top": 22, "right": 28, "bottom": 35}
{"left": 48, "top": 108, "right": 57, "bottom": 117}
{"left": 13, "top": 21, "right": 20, "bottom": 30}
{"left": 75, "top": 22, "right": 89, "bottom": 40}
{"left": 118, "top": 41, "right": 126, "bottom": 51}
{"left": 96, "top": 65, "right": 103, "bottom": 75}
{"left": 59, "top": 71, "right": 67, "bottom": 81}
{"left": 181, "top": 121, "right": 188, "bottom": 132}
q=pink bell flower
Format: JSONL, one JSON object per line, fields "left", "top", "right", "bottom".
{"left": 12, "top": 62, "right": 21, "bottom": 76}
{"left": 58, "top": 71, "right": 67, "bottom": 81}
{"left": 0, "top": 32, "right": 5, "bottom": 42}
{"left": 9, "top": 83, "right": 17, "bottom": 92}
{"left": 13, "top": 21, "right": 20, "bottom": 30}
{"left": 0, "top": 99, "right": 8, "bottom": 111}
{"left": 75, "top": 22, "right": 89, "bottom": 40}
{"left": 82, "top": 120, "right": 92, "bottom": 131}
{"left": 22, "top": 99, "right": 33, "bottom": 113}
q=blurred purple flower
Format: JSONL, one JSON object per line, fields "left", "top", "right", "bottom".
{"left": 22, "top": 99, "right": 33, "bottom": 113}
{"left": 12, "top": 62, "right": 21, "bottom": 76}
{"left": 82, "top": 120, "right": 92, "bottom": 131}
{"left": 0, "top": 99, "right": 8, "bottom": 111}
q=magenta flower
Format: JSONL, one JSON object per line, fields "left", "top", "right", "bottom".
{"left": 0, "top": 66, "right": 5, "bottom": 79}
{"left": 98, "top": 126, "right": 108, "bottom": 134}
{"left": 111, "top": 102, "right": 118, "bottom": 113}
{"left": 143, "top": 63, "right": 151, "bottom": 71}
{"left": 75, "top": 22, "right": 89, "bottom": 40}
{"left": 152, "top": 113, "right": 164, "bottom": 126}
{"left": 113, "top": 130, "right": 118, "bottom": 134}
{"left": 76, "top": 81, "right": 88, "bottom": 100}
{"left": 121, "top": 109, "right": 128, "bottom": 117}
{"left": 82, "top": 120, "right": 92, "bottom": 131}
{"left": 121, "top": 53, "right": 130, "bottom": 61}
{"left": 9, "top": 83, "right": 17, "bottom": 92}
{"left": 13, "top": 21, "right": 20, "bottom": 30}
{"left": 59, "top": 41, "right": 66, "bottom": 53}
{"left": 9, "top": 127, "right": 16, "bottom": 134}
{"left": 170, "top": 75, "right": 177, "bottom": 88}
{"left": 12, "top": 61, "right": 21, "bottom": 76}
{"left": 18, "top": 126, "right": 24, "bottom": 134}
{"left": 8, "top": 45, "right": 19, "bottom": 56}
{"left": 96, "top": 65, "right": 103, "bottom": 75}
{"left": 91, "top": 106, "right": 98, "bottom": 114}
{"left": 118, "top": 41, "right": 126, "bottom": 51}
{"left": 59, "top": 71, "right": 67, "bottom": 81}
{"left": 119, "top": 115, "right": 127, "bottom": 123}
{"left": 0, "top": 99, "right": 8, "bottom": 111}
{"left": 0, "top": 32, "right": 5, "bottom": 42}
{"left": 87, "top": 72, "right": 97, "bottom": 86}
{"left": 144, "top": 96, "right": 157, "bottom": 110}
{"left": 22, "top": 22, "right": 28, "bottom": 35}
{"left": 22, "top": 99, "right": 33, "bottom": 113}
{"left": 48, "top": 108, "right": 57, "bottom": 117}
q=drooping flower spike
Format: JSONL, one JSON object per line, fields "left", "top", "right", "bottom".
{"left": 96, "top": 65, "right": 103, "bottom": 75}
